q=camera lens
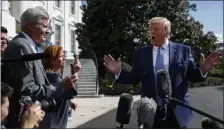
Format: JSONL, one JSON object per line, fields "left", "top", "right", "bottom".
{"left": 39, "top": 97, "right": 57, "bottom": 112}
{"left": 40, "top": 100, "right": 49, "bottom": 111}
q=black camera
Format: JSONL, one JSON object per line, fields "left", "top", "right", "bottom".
{"left": 19, "top": 96, "right": 57, "bottom": 112}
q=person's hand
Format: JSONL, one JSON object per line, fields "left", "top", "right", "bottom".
{"left": 20, "top": 101, "right": 45, "bottom": 128}
{"left": 73, "top": 58, "right": 81, "bottom": 73}
{"left": 63, "top": 73, "right": 79, "bottom": 90}
{"left": 70, "top": 100, "right": 77, "bottom": 111}
{"left": 103, "top": 54, "right": 121, "bottom": 75}
{"left": 200, "top": 50, "right": 222, "bottom": 73}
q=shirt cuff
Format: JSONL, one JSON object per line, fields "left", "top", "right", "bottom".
{"left": 115, "top": 69, "right": 121, "bottom": 80}
{"left": 199, "top": 68, "right": 208, "bottom": 78}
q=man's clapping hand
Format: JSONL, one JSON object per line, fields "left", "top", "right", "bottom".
{"left": 20, "top": 101, "right": 45, "bottom": 128}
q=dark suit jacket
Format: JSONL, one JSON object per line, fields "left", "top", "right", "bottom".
{"left": 2, "top": 33, "right": 65, "bottom": 128}
{"left": 43, "top": 72, "right": 77, "bottom": 128}
{"left": 117, "top": 41, "right": 207, "bottom": 127}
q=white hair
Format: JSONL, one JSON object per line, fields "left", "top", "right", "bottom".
{"left": 149, "top": 17, "right": 171, "bottom": 38}
{"left": 20, "top": 6, "right": 49, "bottom": 31}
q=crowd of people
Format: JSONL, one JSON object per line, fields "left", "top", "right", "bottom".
{"left": 1, "top": 5, "right": 222, "bottom": 129}
{"left": 1, "top": 6, "right": 80, "bottom": 129}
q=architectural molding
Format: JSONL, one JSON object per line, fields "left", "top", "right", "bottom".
{"left": 52, "top": 14, "right": 64, "bottom": 23}
{"left": 2, "top": 1, "right": 83, "bottom": 59}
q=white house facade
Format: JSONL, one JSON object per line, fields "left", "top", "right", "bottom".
{"left": 1, "top": 0, "right": 83, "bottom": 59}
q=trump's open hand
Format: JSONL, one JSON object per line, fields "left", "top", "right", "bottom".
{"left": 103, "top": 54, "right": 121, "bottom": 75}
{"left": 199, "top": 50, "right": 222, "bottom": 73}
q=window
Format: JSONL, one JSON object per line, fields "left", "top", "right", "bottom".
{"left": 71, "top": 30, "right": 76, "bottom": 53}
{"left": 70, "top": 1, "right": 75, "bottom": 14}
{"left": 55, "top": 24, "right": 61, "bottom": 45}
{"left": 55, "top": 0, "right": 61, "bottom": 8}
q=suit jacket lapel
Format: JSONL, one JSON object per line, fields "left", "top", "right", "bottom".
{"left": 20, "top": 33, "right": 48, "bottom": 81}
{"left": 169, "top": 41, "right": 177, "bottom": 79}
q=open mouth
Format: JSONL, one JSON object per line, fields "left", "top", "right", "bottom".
{"left": 152, "top": 36, "right": 155, "bottom": 40}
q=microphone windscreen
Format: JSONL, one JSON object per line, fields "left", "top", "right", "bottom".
{"left": 137, "top": 97, "right": 157, "bottom": 128}
{"left": 156, "top": 69, "right": 172, "bottom": 99}
{"left": 201, "top": 117, "right": 221, "bottom": 129}
{"left": 22, "top": 53, "right": 50, "bottom": 61}
{"left": 116, "top": 93, "right": 134, "bottom": 124}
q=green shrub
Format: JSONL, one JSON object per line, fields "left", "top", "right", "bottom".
{"left": 189, "top": 77, "right": 224, "bottom": 88}
{"left": 99, "top": 62, "right": 141, "bottom": 95}
{"left": 208, "top": 68, "right": 224, "bottom": 78}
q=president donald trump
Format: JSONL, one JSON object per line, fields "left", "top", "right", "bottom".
{"left": 103, "top": 17, "right": 221, "bottom": 128}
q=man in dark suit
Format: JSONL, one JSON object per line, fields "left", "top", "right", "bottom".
{"left": 2, "top": 6, "right": 78, "bottom": 128}
{"left": 103, "top": 17, "right": 221, "bottom": 128}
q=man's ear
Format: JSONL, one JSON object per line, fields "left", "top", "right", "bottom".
{"left": 27, "top": 23, "right": 33, "bottom": 30}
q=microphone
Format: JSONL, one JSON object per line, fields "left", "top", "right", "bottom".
{"left": 156, "top": 69, "right": 172, "bottom": 121}
{"left": 156, "top": 69, "right": 172, "bottom": 100}
{"left": 156, "top": 69, "right": 224, "bottom": 125}
{"left": 137, "top": 97, "right": 157, "bottom": 129}
{"left": 116, "top": 93, "right": 134, "bottom": 129}
{"left": 156, "top": 69, "right": 181, "bottom": 128}
{"left": 2, "top": 53, "right": 50, "bottom": 62}
{"left": 201, "top": 117, "right": 222, "bottom": 129}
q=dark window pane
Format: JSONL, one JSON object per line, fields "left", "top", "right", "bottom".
{"left": 55, "top": 1, "right": 60, "bottom": 8}
{"left": 55, "top": 25, "right": 61, "bottom": 45}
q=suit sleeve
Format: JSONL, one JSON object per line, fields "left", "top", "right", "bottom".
{"left": 116, "top": 51, "right": 140, "bottom": 85}
{"left": 63, "top": 85, "right": 78, "bottom": 99}
{"left": 3, "top": 43, "right": 57, "bottom": 100}
{"left": 46, "top": 72, "right": 77, "bottom": 100}
{"left": 186, "top": 46, "right": 207, "bottom": 82}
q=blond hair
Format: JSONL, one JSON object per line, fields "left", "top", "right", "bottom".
{"left": 149, "top": 17, "right": 171, "bottom": 38}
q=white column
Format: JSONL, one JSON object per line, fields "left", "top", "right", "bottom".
{"left": 2, "top": 1, "right": 16, "bottom": 38}
{"left": 64, "top": 1, "right": 74, "bottom": 59}
{"left": 76, "top": 1, "right": 82, "bottom": 55}
{"left": 10, "top": 1, "right": 28, "bottom": 22}
{"left": 1, "top": 1, "right": 10, "bottom": 13}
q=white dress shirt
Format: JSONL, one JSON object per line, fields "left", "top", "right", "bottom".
{"left": 21, "top": 32, "right": 38, "bottom": 53}
{"left": 152, "top": 40, "right": 169, "bottom": 73}
{"left": 115, "top": 40, "right": 169, "bottom": 79}
{"left": 115, "top": 40, "right": 207, "bottom": 79}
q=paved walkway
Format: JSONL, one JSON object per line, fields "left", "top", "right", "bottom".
{"left": 66, "top": 95, "right": 141, "bottom": 128}
{"left": 67, "top": 86, "right": 223, "bottom": 128}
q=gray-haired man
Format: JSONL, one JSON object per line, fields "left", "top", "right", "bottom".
{"left": 3, "top": 6, "right": 78, "bottom": 128}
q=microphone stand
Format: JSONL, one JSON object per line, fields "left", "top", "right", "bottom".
{"left": 169, "top": 98, "right": 224, "bottom": 125}
{"left": 163, "top": 97, "right": 182, "bottom": 128}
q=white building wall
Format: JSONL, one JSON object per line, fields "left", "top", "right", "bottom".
{"left": 1, "top": 1, "right": 16, "bottom": 39}
{"left": 1, "top": 0, "right": 83, "bottom": 59}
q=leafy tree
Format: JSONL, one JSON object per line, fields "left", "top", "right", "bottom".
{"left": 75, "top": 0, "right": 218, "bottom": 78}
